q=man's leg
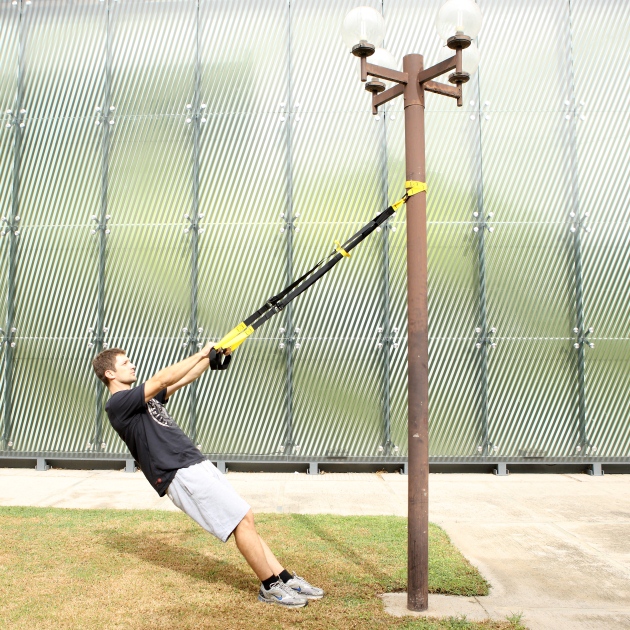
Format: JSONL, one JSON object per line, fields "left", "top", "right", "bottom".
{"left": 232, "top": 510, "right": 274, "bottom": 580}
{"left": 258, "top": 534, "right": 285, "bottom": 576}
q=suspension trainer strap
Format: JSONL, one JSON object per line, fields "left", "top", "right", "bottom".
{"left": 213, "top": 182, "right": 426, "bottom": 358}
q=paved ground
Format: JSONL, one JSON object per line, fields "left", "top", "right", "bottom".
{"left": 1, "top": 467, "right": 629, "bottom": 630}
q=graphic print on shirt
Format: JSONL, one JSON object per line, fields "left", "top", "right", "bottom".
{"left": 147, "top": 398, "right": 175, "bottom": 428}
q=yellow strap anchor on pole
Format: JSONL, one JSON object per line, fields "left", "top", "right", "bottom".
{"left": 213, "top": 182, "right": 426, "bottom": 358}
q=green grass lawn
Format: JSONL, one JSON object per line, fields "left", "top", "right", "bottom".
{"left": 0, "top": 507, "right": 525, "bottom": 630}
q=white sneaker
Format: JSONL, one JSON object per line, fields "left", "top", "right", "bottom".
{"left": 258, "top": 580, "right": 308, "bottom": 607}
{"left": 285, "top": 574, "right": 325, "bottom": 600}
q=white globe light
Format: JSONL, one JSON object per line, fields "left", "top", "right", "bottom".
{"left": 341, "top": 6, "right": 385, "bottom": 49}
{"left": 369, "top": 47, "right": 398, "bottom": 71}
{"left": 437, "top": 41, "right": 480, "bottom": 76}
{"left": 436, "top": 0, "right": 483, "bottom": 41}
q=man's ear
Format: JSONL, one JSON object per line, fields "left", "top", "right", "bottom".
{"left": 104, "top": 369, "right": 115, "bottom": 382}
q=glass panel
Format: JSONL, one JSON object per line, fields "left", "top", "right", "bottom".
{"left": 110, "top": 0, "right": 196, "bottom": 117}
{"left": 19, "top": 118, "right": 101, "bottom": 227}
{"left": 488, "top": 340, "right": 577, "bottom": 458}
{"left": 200, "top": 0, "right": 288, "bottom": 114}
{"left": 0, "top": 0, "right": 19, "bottom": 113}
{"left": 15, "top": 226, "right": 96, "bottom": 339}
{"left": 105, "top": 225, "right": 190, "bottom": 339}
{"left": 293, "top": 339, "right": 383, "bottom": 458}
{"left": 198, "top": 223, "right": 285, "bottom": 341}
{"left": 585, "top": 339, "right": 630, "bottom": 458}
{"left": 108, "top": 115, "right": 192, "bottom": 225}
{"left": 477, "top": 0, "right": 571, "bottom": 112}
{"left": 200, "top": 113, "right": 286, "bottom": 224}
{"left": 292, "top": 111, "right": 381, "bottom": 224}
{"left": 486, "top": 223, "right": 574, "bottom": 338}
{"left": 479, "top": 112, "right": 572, "bottom": 222}
{"left": 11, "top": 339, "right": 94, "bottom": 453}
{"left": 571, "top": 0, "right": 630, "bottom": 112}
{"left": 583, "top": 221, "right": 630, "bottom": 339}
{"left": 575, "top": 111, "right": 630, "bottom": 225}
{"left": 196, "top": 339, "right": 286, "bottom": 455}
{"left": 22, "top": 0, "right": 105, "bottom": 120}
{"left": 291, "top": 0, "right": 382, "bottom": 114}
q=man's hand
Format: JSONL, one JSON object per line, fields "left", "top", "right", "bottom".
{"left": 199, "top": 342, "right": 214, "bottom": 359}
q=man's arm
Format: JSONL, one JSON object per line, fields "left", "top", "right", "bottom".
{"left": 165, "top": 348, "right": 231, "bottom": 400}
{"left": 144, "top": 342, "right": 214, "bottom": 403}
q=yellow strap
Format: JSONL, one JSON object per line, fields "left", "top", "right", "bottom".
{"left": 215, "top": 322, "right": 248, "bottom": 350}
{"left": 392, "top": 181, "right": 426, "bottom": 212}
{"left": 334, "top": 240, "right": 351, "bottom": 258}
{"left": 221, "top": 326, "right": 254, "bottom": 351}
{"left": 405, "top": 180, "right": 427, "bottom": 197}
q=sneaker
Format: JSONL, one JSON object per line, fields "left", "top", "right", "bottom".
{"left": 258, "top": 580, "right": 308, "bottom": 608}
{"left": 285, "top": 574, "right": 325, "bottom": 600}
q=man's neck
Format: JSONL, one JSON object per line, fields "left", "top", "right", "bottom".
{"left": 108, "top": 382, "right": 132, "bottom": 396}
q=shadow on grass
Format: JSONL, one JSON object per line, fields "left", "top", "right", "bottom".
{"left": 289, "top": 514, "right": 395, "bottom": 587}
{"left": 99, "top": 530, "right": 253, "bottom": 594}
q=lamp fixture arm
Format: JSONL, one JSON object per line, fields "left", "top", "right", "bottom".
{"left": 361, "top": 55, "right": 408, "bottom": 84}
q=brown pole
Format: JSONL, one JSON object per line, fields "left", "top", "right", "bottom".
{"left": 403, "top": 53, "right": 429, "bottom": 612}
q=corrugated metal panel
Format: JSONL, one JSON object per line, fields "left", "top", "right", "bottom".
{"left": 110, "top": 0, "right": 196, "bottom": 117}
{"left": 22, "top": 0, "right": 105, "bottom": 121}
{"left": 200, "top": 0, "right": 288, "bottom": 114}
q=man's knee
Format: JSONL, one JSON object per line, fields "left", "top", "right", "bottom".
{"left": 236, "top": 509, "right": 255, "bottom": 532}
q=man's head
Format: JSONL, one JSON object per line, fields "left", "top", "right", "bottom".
{"left": 92, "top": 348, "right": 136, "bottom": 391}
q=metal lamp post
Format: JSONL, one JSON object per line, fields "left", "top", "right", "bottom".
{"left": 342, "top": 1, "right": 483, "bottom": 612}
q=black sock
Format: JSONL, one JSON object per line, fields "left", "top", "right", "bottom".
{"left": 262, "top": 575, "right": 279, "bottom": 590}
{"left": 279, "top": 569, "right": 293, "bottom": 583}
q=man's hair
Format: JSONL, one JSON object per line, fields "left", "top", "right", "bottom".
{"left": 92, "top": 348, "right": 126, "bottom": 385}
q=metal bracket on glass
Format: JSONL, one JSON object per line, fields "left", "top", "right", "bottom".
{"left": 183, "top": 212, "right": 205, "bottom": 236}
{"left": 378, "top": 441, "right": 399, "bottom": 456}
{"left": 279, "top": 211, "right": 300, "bottom": 235}
{"left": 4, "top": 107, "right": 27, "bottom": 131}
{"left": 0, "top": 214, "right": 20, "bottom": 239}
{"left": 573, "top": 325, "right": 594, "bottom": 351}
{"left": 376, "top": 323, "right": 399, "bottom": 352}
{"left": 90, "top": 212, "right": 111, "bottom": 237}
{"left": 474, "top": 325, "right": 496, "bottom": 351}
{"left": 569, "top": 210, "right": 591, "bottom": 235}
{"left": 94, "top": 104, "right": 115, "bottom": 128}
{"left": 472, "top": 210, "right": 494, "bottom": 235}
{"left": 181, "top": 326, "right": 204, "bottom": 350}
{"left": 185, "top": 102, "right": 207, "bottom": 126}
{"left": 278, "top": 325, "right": 301, "bottom": 351}
{"left": 476, "top": 440, "right": 499, "bottom": 456}
{"left": 0, "top": 326, "right": 17, "bottom": 352}
{"left": 87, "top": 325, "right": 109, "bottom": 350}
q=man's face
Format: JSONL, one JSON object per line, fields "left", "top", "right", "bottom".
{"left": 106, "top": 354, "right": 136, "bottom": 387}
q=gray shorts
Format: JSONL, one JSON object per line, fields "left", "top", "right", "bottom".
{"left": 166, "top": 460, "right": 251, "bottom": 543}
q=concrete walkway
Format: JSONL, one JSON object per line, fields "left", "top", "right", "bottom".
{"left": 1, "top": 467, "right": 629, "bottom": 630}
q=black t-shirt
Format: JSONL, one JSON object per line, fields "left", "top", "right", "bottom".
{"left": 105, "top": 383, "right": 205, "bottom": 496}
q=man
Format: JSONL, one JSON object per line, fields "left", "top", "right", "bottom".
{"left": 92, "top": 343, "right": 324, "bottom": 607}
